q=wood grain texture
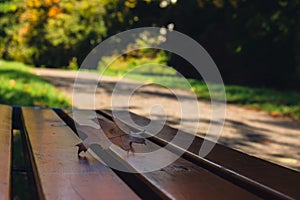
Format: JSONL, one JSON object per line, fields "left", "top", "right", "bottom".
{"left": 0, "top": 105, "right": 12, "bottom": 200}
{"left": 65, "top": 109, "right": 260, "bottom": 200}
{"left": 22, "top": 107, "right": 139, "bottom": 200}
{"left": 103, "top": 110, "right": 300, "bottom": 199}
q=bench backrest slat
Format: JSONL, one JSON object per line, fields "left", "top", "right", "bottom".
{"left": 22, "top": 107, "right": 139, "bottom": 199}
{"left": 0, "top": 105, "right": 299, "bottom": 199}
{"left": 101, "top": 109, "right": 300, "bottom": 199}
{"left": 64, "top": 109, "right": 259, "bottom": 199}
{"left": 0, "top": 105, "right": 12, "bottom": 200}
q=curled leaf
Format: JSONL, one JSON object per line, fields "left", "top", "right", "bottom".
{"left": 128, "top": 130, "right": 146, "bottom": 145}
{"left": 124, "top": 130, "right": 146, "bottom": 153}
{"left": 75, "top": 142, "right": 88, "bottom": 155}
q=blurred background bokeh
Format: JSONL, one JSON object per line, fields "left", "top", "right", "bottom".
{"left": 1, "top": 0, "right": 300, "bottom": 171}
{"left": 1, "top": 0, "right": 299, "bottom": 87}
{"left": 1, "top": 0, "right": 300, "bottom": 118}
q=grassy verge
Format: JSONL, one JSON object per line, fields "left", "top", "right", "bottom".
{"left": 189, "top": 79, "right": 300, "bottom": 119}
{"left": 0, "top": 60, "right": 70, "bottom": 107}
{"left": 99, "top": 56, "right": 300, "bottom": 119}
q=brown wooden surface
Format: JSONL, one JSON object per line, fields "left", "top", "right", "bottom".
{"left": 64, "top": 109, "right": 260, "bottom": 200}
{"left": 102, "top": 110, "right": 300, "bottom": 199}
{"left": 0, "top": 105, "right": 12, "bottom": 200}
{"left": 22, "top": 107, "right": 139, "bottom": 200}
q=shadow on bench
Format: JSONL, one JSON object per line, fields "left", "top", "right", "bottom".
{"left": 1, "top": 104, "right": 299, "bottom": 199}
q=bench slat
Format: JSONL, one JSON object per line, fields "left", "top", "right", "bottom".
{"left": 0, "top": 104, "right": 12, "bottom": 200}
{"left": 22, "top": 107, "right": 139, "bottom": 200}
{"left": 102, "top": 110, "right": 300, "bottom": 199}
{"left": 65, "top": 109, "right": 259, "bottom": 200}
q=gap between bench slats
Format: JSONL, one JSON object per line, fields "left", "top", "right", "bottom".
{"left": 21, "top": 107, "right": 139, "bottom": 200}
{"left": 0, "top": 104, "right": 12, "bottom": 200}
{"left": 101, "top": 109, "right": 300, "bottom": 199}
{"left": 63, "top": 109, "right": 260, "bottom": 200}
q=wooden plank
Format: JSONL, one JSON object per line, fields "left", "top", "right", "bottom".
{"left": 0, "top": 104, "right": 12, "bottom": 200}
{"left": 64, "top": 109, "right": 260, "bottom": 200}
{"left": 102, "top": 110, "right": 300, "bottom": 199}
{"left": 22, "top": 107, "right": 139, "bottom": 200}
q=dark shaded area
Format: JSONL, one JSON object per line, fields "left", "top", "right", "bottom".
{"left": 101, "top": 0, "right": 300, "bottom": 89}
{"left": 11, "top": 107, "right": 39, "bottom": 200}
{"left": 1, "top": 0, "right": 299, "bottom": 90}
{"left": 163, "top": 0, "right": 300, "bottom": 89}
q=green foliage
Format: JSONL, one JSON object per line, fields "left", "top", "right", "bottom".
{"left": 44, "top": 0, "right": 106, "bottom": 66}
{"left": 166, "top": 0, "right": 300, "bottom": 88}
{"left": 98, "top": 49, "right": 171, "bottom": 75}
{"left": 0, "top": 1, "right": 18, "bottom": 13}
{"left": 0, "top": 60, "right": 70, "bottom": 107}
{"left": 0, "top": 0, "right": 107, "bottom": 67}
{"left": 99, "top": 59, "right": 185, "bottom": 91}
{"left": 0, "top": 0, "right": 299, "bottom": 89}
{"left": 190, "top": 79, "right": 300, "bottom": 119}
{"left": 67, "top": 57, "right": 79, "bottom": 70}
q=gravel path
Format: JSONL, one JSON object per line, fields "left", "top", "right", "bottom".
{"left": 34, "top": 68, "right": 300, "bottom": 171}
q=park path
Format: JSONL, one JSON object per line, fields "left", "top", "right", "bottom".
{"left": 34, "top": 68, "right": 300, "bottom": 171}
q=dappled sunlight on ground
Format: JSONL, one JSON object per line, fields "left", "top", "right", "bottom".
{"left": 34, "top": 68, "right": 300, "bottom": 171}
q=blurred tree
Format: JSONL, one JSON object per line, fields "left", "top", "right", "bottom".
{"left": 0, "top": 0, "right": 107, "bottom": 67}
{"left": 163, "top": 0, "right": 300, "bottom": 89}
{"left": 0, "top": 0, "right": 299, "bottom": 89}
{"left": 103, "top": 0, "right": 300, "bottom": 87}
{"left": 0, "top": 0, "right": 22, "bottom": 59}
{"left": 44, "top": 0, "right": 107, "bottom": 67}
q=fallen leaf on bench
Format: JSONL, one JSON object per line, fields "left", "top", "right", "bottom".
{"left": 75, "top": 117, "right": 146, "bottom": 155}
{"left": 128, "top": 131, "right": 146, "bottom": 145}
{"left": 125, "top": 130, "right": 146, "bottom": 153}
{"left": 96, "top": 117, "right": 146, "bottom": 153}
{"left": 74, "top": 121, "right": 112, "bottom": 156}
{"left": 75, "top": 142, "right": 88, "bottom": 155}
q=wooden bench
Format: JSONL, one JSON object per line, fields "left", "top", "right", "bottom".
{"left": 0, "top": 104, "right": 299, "bottom": 199}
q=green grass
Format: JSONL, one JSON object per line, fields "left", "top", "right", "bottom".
{"left": 0, "top": 60, "right": 70, "bottom": 107}
{"left": 99, "top": 56, "right": 300, "bottom": 119}
{"left": 189, "top": 79, "right": 300, "bottom": 119}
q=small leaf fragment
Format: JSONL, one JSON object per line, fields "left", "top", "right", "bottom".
{"left": 128, "top": 130, "right": 146, "bottom": 145}
{"left": 125, "top": 130, "right": 146, "bottom": 153}
{"left": 75, "top": 142, "right": 88, "bottom": 155}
